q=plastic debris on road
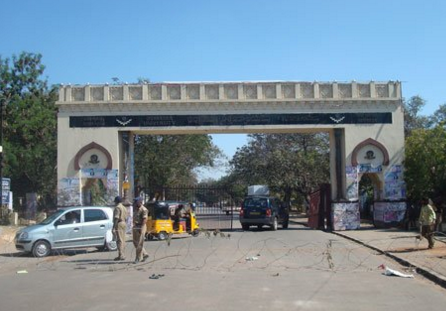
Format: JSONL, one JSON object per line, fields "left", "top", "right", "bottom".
{"left": 378, "top": 264, "right": 414, "bottom": 278}
{"left": 16, "top": 270, "right": 28, "bottom": 274}
{"left": 245, "top": 256, "right": 259, "bottom": 261}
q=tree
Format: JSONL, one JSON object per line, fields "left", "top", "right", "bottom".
{"left": 430, "top": 103, "right": 446, "bottom": 126}
{"left": 404, "top": 125, "right": 446, "bottom": 203}
{"left": 134, "top": 134, "right": 223, "bottom": 199}
{"left": 403, "top": 96, "right": 431, "bottom": 137}
{"left": 229, "top": 133, "right": 330, "bottom": 206}
{"left": 0, "top": 52, "right": 58, "bottom": 208}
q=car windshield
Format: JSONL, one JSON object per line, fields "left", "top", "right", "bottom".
{"left": 244, "top": 198, "right": 268, "bottom": 209}
{"left": 39, "top": 209, "right": 65, "bottom": 225}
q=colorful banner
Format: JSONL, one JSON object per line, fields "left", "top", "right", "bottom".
{"left": 358, "top": 164, "right": 382, "bottom": 173}
{"left": 81, "top": 168, "right": 108, "bottom": 178}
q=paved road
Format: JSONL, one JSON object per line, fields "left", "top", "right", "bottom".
{"left": 1, "top": 222, "right": 446, "bottom": 311}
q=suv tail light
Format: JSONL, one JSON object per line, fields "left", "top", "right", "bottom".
{"left": 240, "top": 208, "right": 244, "bottom": 217}
{"left": 266, "top": 208, "right": 272, "bottom": 217}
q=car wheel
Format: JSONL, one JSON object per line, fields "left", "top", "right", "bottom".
{"left": 242, "top": 224, "right": 250, "bottom": 231}
{"left": 158, "top": 231, "right": 168, "bottom": 240}
{"left": 271, "top": 218, "right": 278, "bottom": 231}
{"left": 32, "top": 240, "right": 51, "bottom": 258}
{"left": 282, "top": 220, "right": 289, "bottom": 229}
{"left": 105, "top": 240, "right": 117, "bottom": 251}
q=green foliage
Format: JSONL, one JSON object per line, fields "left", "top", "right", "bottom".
{"left": 229, "top": 133, "right": 330, "bottom": 205}
{"left": 404, "top": 125, "right": 446, "bottom": 202}
{"left": 403, "top": 96, "right": 431, "bottom": 136}
{"left": 213, "top": 174, "right": 246, "bottom": 206}
{"left": 430, "top": 103, "right": 446, "bottom": 126}
{"left": 134, "top": 134, "right": 223, "bottom": 199}
{"left": 0, "top": 52, "right": 57, "bottom": 208}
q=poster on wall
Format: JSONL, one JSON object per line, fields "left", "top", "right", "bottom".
{"left": 384, "top": 165, "right": 406, "bottom": 200}
{"left": 358, "top": 164, "right": 382, "bottom": 173}
{"left": 374, "top": 202, "right": 406, "bottom": 225}
{"left": 80, "top": 169, "right": 119, "bottom": 206}
{"left": 80, "top": 168, "right": 108, "bottom": 179}
{"left": 345, "top": 166, "right": 359, "bottom": 200}
{"left": 58, "top": 169, "right": 119, "bottom": 207}
{"left": 57, "top": 178, "right": 81, "bottom": 206}
{"left": 106, "top": 169, "right": 119, "bottom": 205}
{"left": 332, "top": 202, "right": 360, "bottom": 231}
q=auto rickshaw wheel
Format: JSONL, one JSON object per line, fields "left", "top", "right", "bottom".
{"left": 191, "top": 229, "right": 200, "bottom": 237}
{"left": 158, "top": 231, "right": 168, "bottom": 241}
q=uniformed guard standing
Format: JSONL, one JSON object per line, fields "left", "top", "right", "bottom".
{"left": 113, "top": 196, "right": 127, "bottom": 261}
{"left": 133, "top": 197, "right": 149, "bottom": 263}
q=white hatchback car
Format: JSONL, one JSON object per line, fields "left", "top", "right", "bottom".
{"left": 15, "top": 206, "right": 117, "bottom": 257}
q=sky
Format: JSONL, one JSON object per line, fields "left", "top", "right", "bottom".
{"left": 2, "top": 0, "right": 446, "bottom": 179}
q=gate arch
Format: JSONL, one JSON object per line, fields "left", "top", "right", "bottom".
{"left": 56, "top": 81, "right": 405, "bottom": 229}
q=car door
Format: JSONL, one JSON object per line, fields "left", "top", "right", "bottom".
{"left": 82, "top": 208, "right": 110, "bottom": 247}
{"left": 52, "top": 209, "right": 83, "bottom": 249}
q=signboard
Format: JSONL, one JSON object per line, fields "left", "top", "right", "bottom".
{"left": 70, "top": 113, "right": 392, "bottom": 128}
{"left": 2, "top": 178, "right": 11, "bottom": 204}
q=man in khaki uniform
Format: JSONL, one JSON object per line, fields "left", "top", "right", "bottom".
{"left": 133, "top": 197, "right": 149, "bottom": 263}
{"left": 113, "top": 196, "right": 127, "bottom": 261}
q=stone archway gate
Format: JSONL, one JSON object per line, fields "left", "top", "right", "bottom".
{"left": 56, "top": 81, "right": 405, "bottom": 230}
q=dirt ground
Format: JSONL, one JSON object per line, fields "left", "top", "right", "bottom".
{"left": 0, "top": 226, "right": 20, "bottom": 251}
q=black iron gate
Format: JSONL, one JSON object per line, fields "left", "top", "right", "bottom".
{"left": 149, "top": 185, "right": 238, "bottom": 231}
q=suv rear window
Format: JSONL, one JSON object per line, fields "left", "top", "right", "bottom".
{"left": 244, "top": 197, "right": 268, "bottom": 209}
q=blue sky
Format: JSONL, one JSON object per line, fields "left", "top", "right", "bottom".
{"left": 2, "top": 0, "right": 446, "bottom": 179}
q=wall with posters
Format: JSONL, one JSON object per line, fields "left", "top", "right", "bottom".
{"left": 332, "top": 202, "right": 360, "bottom": 231}
{"left": 373, "top": 201, "right": 406, "bottom": 228}
{"left": 384, "top": 165, "right": 405, "bottom": 200}
{"left": 57, "top": 169, "right": 119, "bottom": 207}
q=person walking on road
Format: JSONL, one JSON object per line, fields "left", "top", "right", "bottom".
{"left": 113, "top": 196, "right": 127, "bottom": 261}
{"left": 133, "top": 197, "right": 149, "bottom": 263}
{"left": 419, "top": 198, "right": 436, "bottom": 249}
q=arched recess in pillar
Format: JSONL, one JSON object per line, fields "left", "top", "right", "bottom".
{"left": 74, "top": 142, "right": 113, "bottom": 170}
{"left": 74, "top": 142, "right": 114, "bottom": 206}
{"left": 351, "top": 138, "right": 389, "bottom": 166}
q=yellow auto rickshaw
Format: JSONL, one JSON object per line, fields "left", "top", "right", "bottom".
{"left": 145, "top": 201, "right": 200, "bottom": 240}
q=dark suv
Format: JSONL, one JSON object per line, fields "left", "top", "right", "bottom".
{"left": 239, "top": 196, "right": 289, "bottom": 231}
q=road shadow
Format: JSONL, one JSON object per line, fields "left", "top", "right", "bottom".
{"left": 387, "top": 247, "right": 429, "bottom": 253}
{"left": 0, "top": 248, "right": 92, "bottom": 258}
{"left": 0, "top": 252, "right": 29, "bottom": 258}
{"left": 63, "top": 259, "right": 133, "bottom": 265}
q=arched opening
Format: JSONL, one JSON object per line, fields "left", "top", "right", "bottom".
{"left": 358, "top": 173, "right": 381, "bottom": 221}
{"left": 81, "top": 178, "right": 107, "bottom": 206}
